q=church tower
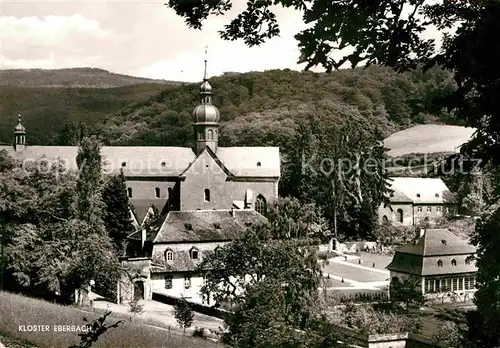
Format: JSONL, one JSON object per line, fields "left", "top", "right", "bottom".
{"left": 192, "top": 49, "right": 220, "bottom": 155}
{"left": 13, "top": 114, "right": 26, "bottom": 152}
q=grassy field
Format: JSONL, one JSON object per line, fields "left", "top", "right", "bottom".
{"left": 384, "top": 124, "right": 475, "bottom": 157}
{"left": 0, "top": 292, "right": 220, "bottom": 348}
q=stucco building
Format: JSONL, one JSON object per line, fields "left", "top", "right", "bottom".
{"left": 1, "top": 58, "right": 280, "bottom": 305}
{"left": 378, "top": 177, "right": 457, "bottom": 227}
{"left": 387, "top": 228, "right": 477, "bottom": 303}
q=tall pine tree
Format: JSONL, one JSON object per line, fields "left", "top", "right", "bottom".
{"left": 102, "top": 169, "right": 135, "bottom": 254}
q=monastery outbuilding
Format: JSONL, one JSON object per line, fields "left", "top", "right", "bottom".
{"left": 387, "top": 228, "right": 477, "bottom": 303}
{"left": 378, "top": 177, "right": 457, "bottom": 227}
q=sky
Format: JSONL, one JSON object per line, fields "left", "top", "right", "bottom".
{"left": 0, "top": 1, "right": 444, "bottom": 82}
{"left": 0, "top": 0, "right": 320, "bottom": 82}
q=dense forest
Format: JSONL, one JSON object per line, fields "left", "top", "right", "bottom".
{"left": 0, "top": 65, "right": 458, "bottom": 147}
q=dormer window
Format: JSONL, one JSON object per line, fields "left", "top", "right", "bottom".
{"left": 451, "top": 259, "right": 457, "bottom": 266}
{"left": 185, "top": 223, "right": 193, "bottom": 231}
{"left": 121, "top": 162, "right": 126, "bottom": 167}
{"left": 416, "top": 193, "right": 421, "bottom": 198}
{"left": 190, "top": 247, "right": 199, "bottom": 260}
{"left": 257, "top": 162, "right": 261, "bottom": 167}
{"left": 165, "top": 249, "right": 174, "bottom": 262}
{"left": 437, "top": 260, "right": 443, "bottom": 267}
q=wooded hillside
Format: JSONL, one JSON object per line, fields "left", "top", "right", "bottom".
{"left": 0, "top": 65, "right": 459, "bottom": 147}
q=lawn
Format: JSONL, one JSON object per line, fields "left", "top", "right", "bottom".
{"left": 322, "top": 263, "right": 388, "bottom": 283}
{"left": 0, "top": 291, "right": 219, "bottom": 348}
{"left": 346, "top": 252, "right": 393, "bottom": 271}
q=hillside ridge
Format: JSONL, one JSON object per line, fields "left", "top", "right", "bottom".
{"left": 0, "top": 67, "right": 185, "bottom": 88}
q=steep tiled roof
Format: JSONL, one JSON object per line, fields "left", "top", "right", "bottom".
{"left": 388, "top": 191, "right": 414, "bottom": 203}
{"left": 216, "top": 147, "right": 280, "bottom": 177}
{"left": 388, "top": 177, "right": 455, "bottom": 204}
{"left": 153, "top": 209, "right": 267, "bottom": 243}
{"left": 130, "top": 198, "right": 167, "bottom": 224}
{"left": 0, "top": 145, "right": 196, "bottom": 176}
{"left": 397, "top": 229, "right": 476, "bottom": 256}
{"left": 0, "top": 145, "right": 281, "bottom": 178}
{"left": 152, "top": 250, "right": 204, "bottom": 273}
{"left": 387, "top": 229, "right": 477, "bottom": 276}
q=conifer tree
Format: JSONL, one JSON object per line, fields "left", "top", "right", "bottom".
{"left": 102, "top": 169, "right": 135, "bottom": 254}
{"left": 173, "top": 298, "right": 194, "bottom": 336}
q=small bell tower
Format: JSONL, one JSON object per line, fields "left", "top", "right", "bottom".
{"left": 13, "top": 114, "right": 26, "bottom": 152}
{"left": 192, "top": 46, "right": 220, "bottom": 154}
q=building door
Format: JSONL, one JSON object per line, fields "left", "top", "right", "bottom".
{"left": 134, "top": 281, "right": 145, "bottom": 300}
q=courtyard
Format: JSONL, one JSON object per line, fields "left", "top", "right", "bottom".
{"left": 321, "top": 252, "right": 392, "bottom": 292}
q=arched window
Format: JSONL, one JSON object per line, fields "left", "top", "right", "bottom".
{"left": 127, "top": 187, "right": 132, "bottom": 198}
{"left": 155, "top": 187, "right": 160, "bottom": 198}
{"left": 257, "top": 162, "right": 261, "bottom": 167}
{"left": 165, "top": 249, "right": 173, "bottom": 262}
{"left": 382, "top": 215, "right": 389, "bottom": 224}
{"left": 208, "top": 129, "right": 213, "bottom": 140}
{"left": 161, "top": 161, "right": 166, "bottom": 167}
{"left": 255, "top": 195, "right": 267, "bottom": 216}
{"left": 214, "top": 246, "right": 221, "bottom": 256}
{"left": 451, "top": 259, "right": 457, "bottom": 266}
{"left": 437, "top": 260, "right": 443, "bottom": 267}
{"left": 204, "top": 189, "right": 210, "bottom": 202}
{"left": 397, "top": 209, "right": 403, "bottom": 223}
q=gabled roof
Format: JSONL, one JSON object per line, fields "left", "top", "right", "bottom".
{"left": 388, "top": 191, "right": 414, "bottom": 203}
{"left": 387, "top": 177, "right": 455, "bottom": 204}
{"left": 130, "top": 198, "right": 167, "bottom": 224}
{"left": 0, "top": 145, "right": 196, "bottom": 177}
{"left": 179, "top": 146, "right": 234, "bottom": 178}
{"left": 216, "top": 147, "right": 280, "bottom": 177}
{"left": 396, "top": 229, "right": 476, "bottom": 256}
{"left": 0, "top": 144, "right": 281, "bottom": 178}
{"left": 153, "top": 209, "right": 267, "bottom": 243}
{"left": 387, "top": 229, "right": 477, "bottom": 276}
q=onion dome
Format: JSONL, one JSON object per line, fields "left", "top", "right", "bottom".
{"left": 14, "top": 115, "right": 25, "bottom": 133}
{"left": 193, "top": 104, "right": 220, "bottom": 123}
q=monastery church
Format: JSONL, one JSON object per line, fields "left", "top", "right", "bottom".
{"left": 0, "top": 59, "right": 281, "bottom": 305}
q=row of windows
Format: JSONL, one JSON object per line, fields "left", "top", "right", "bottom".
{"left": 165, "top": 247, "right": 212, "bottom": 262}
{"left": 425, "top": 277, "right": 476, "bottom": 293}
{"left": 127, "top": 187, "right": 173, "bottom": 199}
{"left": 436, "top": 256, "right": 473, "bottom": 267}
{"left": 164, "top": 276, "right": 192, "bottom": 290}
{"left": 416, "top": 206, "right": 446, "bottom": 213}
{"left": 164, "top": 275, "right": 208, "bottom": 290}
{"left": 120, "top": 158, "right": 263, "bottom": 168}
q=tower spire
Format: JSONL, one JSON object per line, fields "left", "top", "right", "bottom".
{"left": 13, "top": 113, "right": 26, "bottom": 152}
{"left": 203, "top": 45, "right": 208, "bottom": 81}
